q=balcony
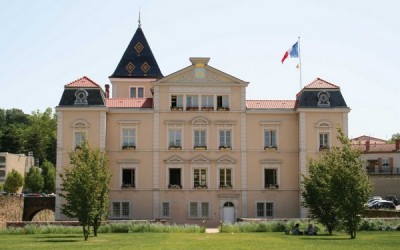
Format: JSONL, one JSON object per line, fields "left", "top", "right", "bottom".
{"left": 264, "top": 146, "right": 277, "bottom": 151}
{"left": 194, "top": 146, "right": 207, "bottom": 150}
{"left": 366, "top": 166, "right": 400, "bottom": 175}
{"left": 170, "top": 106, "right": 183, "bottom": 111}
{"left": 121, "top": 184, "right": 135, "bottom": 189}
{"left": 201, "top": 107, "right": 214, "bottom": 111}
{"left": 169, "top": 145, "right": 182, "bottom": 150}
{"left": 265, "top": 184, "right": 279, "bottom": 189}
{"left": 219, "top": 146, "right": 232, "bottom": 150}
{"left": 186, "top": 107, "right": 199, "bottom": 111}
{"left": 168, "top": 184, "right": 182, "bottom": 189}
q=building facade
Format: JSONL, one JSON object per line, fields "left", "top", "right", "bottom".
{"left": 0, "top": 152, "right": 34, "bottom": 191}
{"left": 56, "top": 25, "right": 350, "bottom": 226}
{"left": 351, "top": 136, "right": 400, "bottom": 198}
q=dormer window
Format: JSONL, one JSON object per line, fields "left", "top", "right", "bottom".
{"left": 318, "top": 91, "right": 330, "bottom": 107}
{"left": 74, "top": 89, "right": 88, "bottom": 105}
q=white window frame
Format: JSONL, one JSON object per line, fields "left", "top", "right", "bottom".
{"left": 382, "top": 158, "right": 390, "bottom": 172}
{"left": 130, "top": 86, "right": 145, "bottom": 98}
{"left": 119, "top": 162, "right": 138, "bottom": 189}
{"left": 259, "top": 121, "right": 280, "bottom": 150}
{"left": 161, "top": 201, "right": 171, "bottom": 218}
{"left": 217, "top": 95, "right": 229, "bottom": 109}
{"left": 110, "top": 201, "right": 132, "bottom": 219}
{"left": 261, "top": 160, "right": 281, "bottom": 189}
{"left": 218, "top": 167, "right": 233, "bottom": 189}
{"left": 168, "top": 127, "right": 183, "bottom": 149}
{"left": 118, "top": 120, "right": 140, "bottom": 150}
{"left": 201, "top": 95, "right": 214, "bottom": 109}
{"left": 171, "top": 95, "right": 183, "bottom": 109}
{"left": 188, "top": 201, "right": 210, "bottom": 219}
{"left": 255, "top": 201, "right": 274, "bottom": 218}
{"left": 186, "top": 95, "right": 199, "bottom": 108}
{"left": 121, "top": 127, "right": 137, "bottom": 149}
{"left": 72, "top": 120, "right": 89, "bottom": 150}
{"left": 192, "top": 167, "right": 209, "bottom": 189}
{"left": 316, "top": 121, "right": 332, "bottom": 151}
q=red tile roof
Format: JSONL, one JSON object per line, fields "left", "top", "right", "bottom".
{"left": 65, "top": 76, "right": 101, "bottom": 88}
{"left": 303, "top": 78, "right": 339, "bottom": 89}
{"left": 106, "top": 98, "right": 153, "bottom": 108}
{"left": 351, "top": 143, "right": 397, "bottom": 152}
{"left": 246, "top": 100, "right": 296, "bottom": 109}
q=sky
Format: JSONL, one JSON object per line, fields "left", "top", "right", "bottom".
{"left": 1, "top": 0, "right": 399, "bottom": 139}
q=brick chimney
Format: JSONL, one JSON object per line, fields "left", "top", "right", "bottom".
{"left": 365, "top": 140, "right": 370, "bottom": 151}
{"left": 396, "top": 139, "right": 400, "bottom": 151}
{"left": 105, "top": 84, "right": 110, "bottom": 98}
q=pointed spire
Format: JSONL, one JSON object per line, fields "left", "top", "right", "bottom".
{"left": 138, "top": 7, "right": 141, "bottom": 28}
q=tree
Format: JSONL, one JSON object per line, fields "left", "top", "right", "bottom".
{"left": 60, "top": 141, "right": 111, "bottom": 241}
{"left": 25, "top": 167, "right": 44, "bottom": 193}
{"left": 302, "top": 128, "right": 372, "bottom": 239}
{"left": 41, "top": 160, "right": 56, "bottom": 193}
{"left": 4, "top": 169, "right": 24, "bottom": 193}
{"left": 387, "top": 133, "right": 400, "bottom": 143}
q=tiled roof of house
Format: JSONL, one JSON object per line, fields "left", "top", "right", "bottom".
{"left": 351, "top": 143, "right": 397, "bottom": 152}
{"left": 106, "top": 98, "right": 153, "bottom": 108}
{"left": 350, "top": 135, "right": 387, "bottom": 145}
{"left": 246, "top": 100, "right": 296, "bottom": 109}
{"left": 65, "top": 76, "right": 101, "bottom": 88}
{"left": 110, "top": 27, "right": 163, "bottom": 79}
{"left": 303, "top": 78, "right": 340, "bottom": 89}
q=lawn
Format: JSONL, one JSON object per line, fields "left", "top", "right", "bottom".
{"left": 0, "top": 231, "right": 399, "bottom": 250}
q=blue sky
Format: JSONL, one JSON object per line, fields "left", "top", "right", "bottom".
{"left": 1, "top": 0, "right": 399, "bottom": 139}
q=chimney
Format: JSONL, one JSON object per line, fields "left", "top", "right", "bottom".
{"left": 396, "top": 139, "right": 400, "bottom": 151}
{"left": 365, "top": 140, "right": 370, "bottom": 151}
{"left": 105, "top": 84, "right": 110, "bottom": 98}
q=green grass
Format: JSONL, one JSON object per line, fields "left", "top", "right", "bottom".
{"left": 0, "top": 231, "right": 399, "bottom": 250}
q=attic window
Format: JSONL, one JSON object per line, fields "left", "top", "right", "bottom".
{"left": 74, "top": 89, "right": 88, "bottom": 105}
{"left": 318, "top": 91, "right": 330, "bottom": 107}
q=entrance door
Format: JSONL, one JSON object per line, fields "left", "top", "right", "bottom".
{"left": 223, "top": 202, "right": 235, "bottom": 224}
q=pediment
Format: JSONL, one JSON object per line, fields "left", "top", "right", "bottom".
{"left": 215, "top": 155, "right": 236, "bottom": 164}
{"left": 164, "top": 155, "right": 185, "bottom": 164}
{"left": 189, "top": 155, "right": 211, "bottom": 164}
{"left": 154, "top": 65, "right": 248, "bottom": 86}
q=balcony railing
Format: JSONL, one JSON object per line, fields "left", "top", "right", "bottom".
{"left": 366, "top": 166, "right": 400, "bottom": 174}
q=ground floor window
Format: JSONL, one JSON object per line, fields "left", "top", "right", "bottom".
{"left": 189, "top": 202, "right": 210, "bottom": 218}
{"left": 161, "top": 202, "right": 171, "bottom": 218}
{"left": 256, "top": 202, "right": 273, "bottom": 217}
{"left": 110, "top": 201, "right": 131, "bottom": 219}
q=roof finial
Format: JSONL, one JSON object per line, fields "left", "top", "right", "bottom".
{"left": 138, "top": 7, "right": 141, "bottom": 28}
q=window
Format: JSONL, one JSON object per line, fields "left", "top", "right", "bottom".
{"left": 201, "top": 95, "right": 214, "bottom": 110}
{"left": 168, "top": 129, "right": 182, "bottom": 149}
{"left": 171, "top": 95, "right": 183, "bottom": 110}
{"left": 264, "top": 169, "right": 278, "bottom": 188}
{"left": 219, "top": 168, "right": 232, "bottom": 189}
{"left": 319, "top": 133, "right": 329, "bottom": 149}
{"left": 186, "top": 95, "right": 198, "bottom": 110}
{"left": 217, "top": 95, "right": 229, "bottom": 110}
{"left": 219, "top": 130, "right": 232, "bottom": 149}
{"left": 122, "top": 128, "right": 136, "bottom": 149}
{"left": 130, "top": 87, "right": 144, "bottom": 98}
{"left": 0, "top": 156, "right": 5, "bottom": 164}
{"left": 169, "top": 168, "right": 182, "bottom": 189}
{"left": 161, "top": 202, "right": 171, "bottom": 218}
{"left": 189, "top": 202, "right": 210, "bottom": 218}
{"left": 194, "top": 130, "right": 206, "bottom": 148}
{"left": 382, "top": 158, "right": 390, "bottom": 172}
{"left": 74, "top": 131, "right": 86, "bottom": 149}
{"left": 256, "top": 202, "right": 273, "bottom": 217}
{"left": 264, "top": 130, "right": 277, "bottom": 149}
{"left": 193, "top": 169, "right": 207, "bottom": 188}
{"left": 122, "top": 168, "right": 135, "bottom": 188}
{"left": 111, "top": 202, "right": 130, "bottom": 218}
{"left": 0, "top": 170, "right": 5, "bottom": 178}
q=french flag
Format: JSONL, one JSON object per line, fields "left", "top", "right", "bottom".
{"left": 281, "top": 41, "right": 299, "bottom": 64}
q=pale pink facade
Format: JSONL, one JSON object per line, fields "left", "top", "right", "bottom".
{"left": 56, "top": 26, "right": 350, "bottom": 226}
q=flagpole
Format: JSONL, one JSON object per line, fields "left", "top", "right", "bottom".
{"left": 298, "top": 36, "right": 302, "bottom": 90}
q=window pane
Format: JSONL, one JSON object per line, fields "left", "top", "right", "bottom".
{"left": 190, "top": 202, "right": 198, "bottom": 217}
{"left": 266, "top": 203, "right": 273, "bottom": 217}
{"left": 201, "top": 202, "right": 209, "bottom": 217}
{"left": 122, "top": 202, "right": 130, "bottom": 217}
{"left": 162, "top": 202, "right": 170, "bottom": 217}
{"left": 256, "top": 202, "right": 264, "bottom": 217}
{"left": 138, "top": 87, "right": 144, "bottom": 98}
{"left": 113, "top": 202, "right": 121, "bottom": 217}
{"left": 130, "top": 88, "right": 137, "bottom": 98}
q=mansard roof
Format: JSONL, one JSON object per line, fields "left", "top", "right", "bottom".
{"left": 110, "top": 27, "right": 163, "bottom": 79}
{"left": 58, "top": 76, "right": 106, "bottom": 107}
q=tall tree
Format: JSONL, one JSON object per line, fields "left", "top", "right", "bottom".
{"left": 4, "top": 169, "right": 24, "bottom": 193}
{"left": 25, "top": 108, "right": 57, "bottom": 165}
{"left": 302, "top": 128, "right": 372, "bottom": 239}
{"left": 41, "top": 160, "right": 56, "bottom": 193}
{"left": 25, "top": 167, "right": 44, "bottom": 193}
{"left": 60, "top": 141, "right": 111, "bottom": 241}
{"left": 387, "top": 133, "right": 400, "bottom": 143}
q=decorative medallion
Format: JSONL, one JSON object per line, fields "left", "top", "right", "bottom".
{"left": 141, "top": 62, "right": 150, "bottom": 73}
{"left": 126, "top": 62, "right": 135, "bottom": 74}
{"left": 195, "top": 68, "right": 205, "bottom": 78}
{"left": 134, "top": 42, "right": 144, "bottom": 54}
{"left": 74, "top": 89, "right": 88, "bottom": 105}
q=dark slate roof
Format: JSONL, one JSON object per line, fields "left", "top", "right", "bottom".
{"left": 58, "top": 77, "right": 106, "bottom": 107}
{"left": 110, "top": 27, "right": 163, "bottom": 79}
{"left": 296, "top": 78, "right": 348, "bottom": 108}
